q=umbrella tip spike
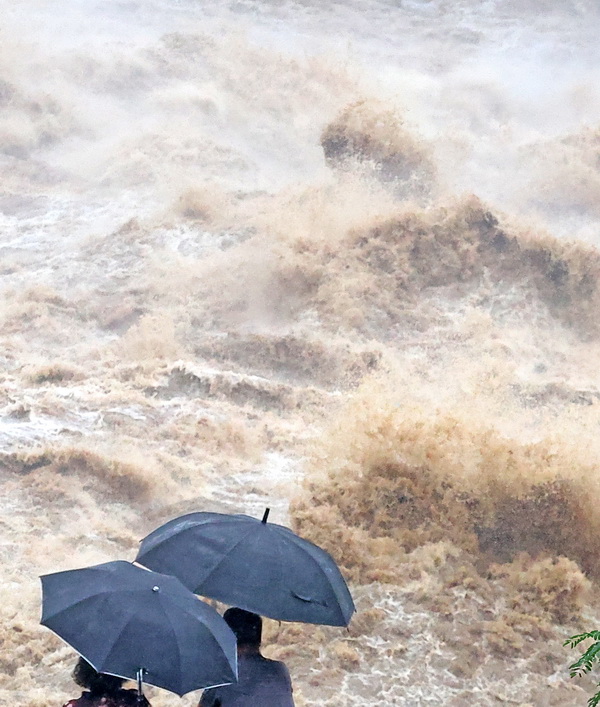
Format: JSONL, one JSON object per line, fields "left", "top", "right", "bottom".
{"left": 261, "top": 508, "right": 270, "bottom": 524}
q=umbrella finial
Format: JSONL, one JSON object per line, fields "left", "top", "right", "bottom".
{"left": 261, "top": 508, "right": 270, "bottom": 524}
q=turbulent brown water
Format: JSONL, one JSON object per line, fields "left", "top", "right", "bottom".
{"left": 3, "top": 0, "right": 600, "bottom": 704}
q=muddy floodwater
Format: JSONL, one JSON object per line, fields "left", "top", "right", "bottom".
{"left": 3, "top": 1, "right": 600, "bottom": 705}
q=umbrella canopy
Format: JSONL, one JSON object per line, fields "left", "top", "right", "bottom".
{"left": 40, "top": 560, "right": 237, "bottom": 696}
{"left": 135, "top": 510, "right": 355, "bottom": 626}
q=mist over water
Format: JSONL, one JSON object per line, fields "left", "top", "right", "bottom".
{"left": 3, "top": 1, "right": 600, "bottom": 705}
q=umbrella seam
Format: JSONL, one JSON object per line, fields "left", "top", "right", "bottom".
{"left": 276, "top": 530, "right": 351, "bottom": 624}
{"left": 41, "top": 590, "right": 115, "bottom": 624}
{"left": 156, "top": 592, "right": 184, "bottom": 695}
{"left": 44, "top": 592, "right": 132, "bottom": 667}
{"left": 138, "top": 515, "right": 251, "bottom": 555}
{"left": 139, "top": 520, "right": 259, "bottom": 591}
{"left": 172, "top": 604, "right": 238, "bottom": 685}
{"left": 191, "top": 524, "right": 259, "bottom": 592}
{"left": 281, "top": 529, "right": 354, "bottom": 611}
{"left": 95, "top": 598, "right": 149, "bottom": 673}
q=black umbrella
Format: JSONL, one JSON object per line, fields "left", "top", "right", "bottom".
{"left": 135, "top": 509, "right": 355, "bottom": 626}
{"left": 40, "top": 560, "right": 237, "bottom": 697}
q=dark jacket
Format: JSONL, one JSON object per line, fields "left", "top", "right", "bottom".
{"left": 199, "top": 653, "right": 294, "bottom": 707}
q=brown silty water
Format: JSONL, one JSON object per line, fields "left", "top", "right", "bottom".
{"left": 3, "top": 0, "right": 600, "bottom": 704}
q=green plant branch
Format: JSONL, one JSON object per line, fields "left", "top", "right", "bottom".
{"left": 565, "top": 631, "right": 600, "bottom": 707}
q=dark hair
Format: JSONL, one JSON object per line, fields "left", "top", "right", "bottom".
{"left": 73, "top": 657, "right": 125, "bottom": 697}
{"left": 223, "top": 607, "right": 262, "bottom": 647}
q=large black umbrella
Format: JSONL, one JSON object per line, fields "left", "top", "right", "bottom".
{"left": 135, "top": 509, "right": 355, "bottom": 626}
{"left": 40, "top": 560, "right": 237, "bottom": 697}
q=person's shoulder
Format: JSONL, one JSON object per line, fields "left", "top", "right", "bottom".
{"left": 258, "top": 656, "right": 293, "bottom": 694}
{"left": 63, "top": 695, "right": 92, "bottom": 707}
{"left": 260, "top": 656, "right": 291, "bottom": 675}
{"left": 119, "top": 689, "right": 150, "bottom": 706}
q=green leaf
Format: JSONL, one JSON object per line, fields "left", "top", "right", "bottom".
{"left": 565, "top": 631, "right": 600, "bottom": 649}
{"left": 569, "top": 641, "right": 600, "bottom": 676}
{"left": 565, "top": 630, "right": 600, "bottom": 706}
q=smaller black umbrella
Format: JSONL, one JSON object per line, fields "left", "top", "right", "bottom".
{"left": 40, "top": 560, "right": 237, "bottom": 697}
{"left": 136, "top": 509, "right": 355, "bottom": 626}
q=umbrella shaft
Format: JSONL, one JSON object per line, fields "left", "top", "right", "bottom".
{"left": 137, "top": 669, "right": 145, "bottom": 703}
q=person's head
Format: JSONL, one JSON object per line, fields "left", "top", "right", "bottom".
{"left": 72, "top": 657, "right": 125, "bottom": 697}
{"left": 223, "top": 607, "right": 262, "bottom": 648}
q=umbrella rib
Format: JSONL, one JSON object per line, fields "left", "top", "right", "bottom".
{"left": 100, "top": 613, "right": 137, "bottom": 669}
{"left": 273, "top": 534, "right": 285, "bottom": 613}
{"left": 193, "top": 524, "right": 257, "bottom": 593}
{"left": 156, "top": 592, "right": 184, "bottom": 694}
{"left": 44, "top": 592, "right": 139, "bottom": 670}
{"left": 41, "top": 590, "right": 115, "bottom": 623}
{"left": 93, "top": 597, "right": 148, "bottom": 671}
{"left": 276, "top": 531, "right": 349, "bottom": 623}
{"left": 164, "top": 598, "right": 237, "bottom": 677}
